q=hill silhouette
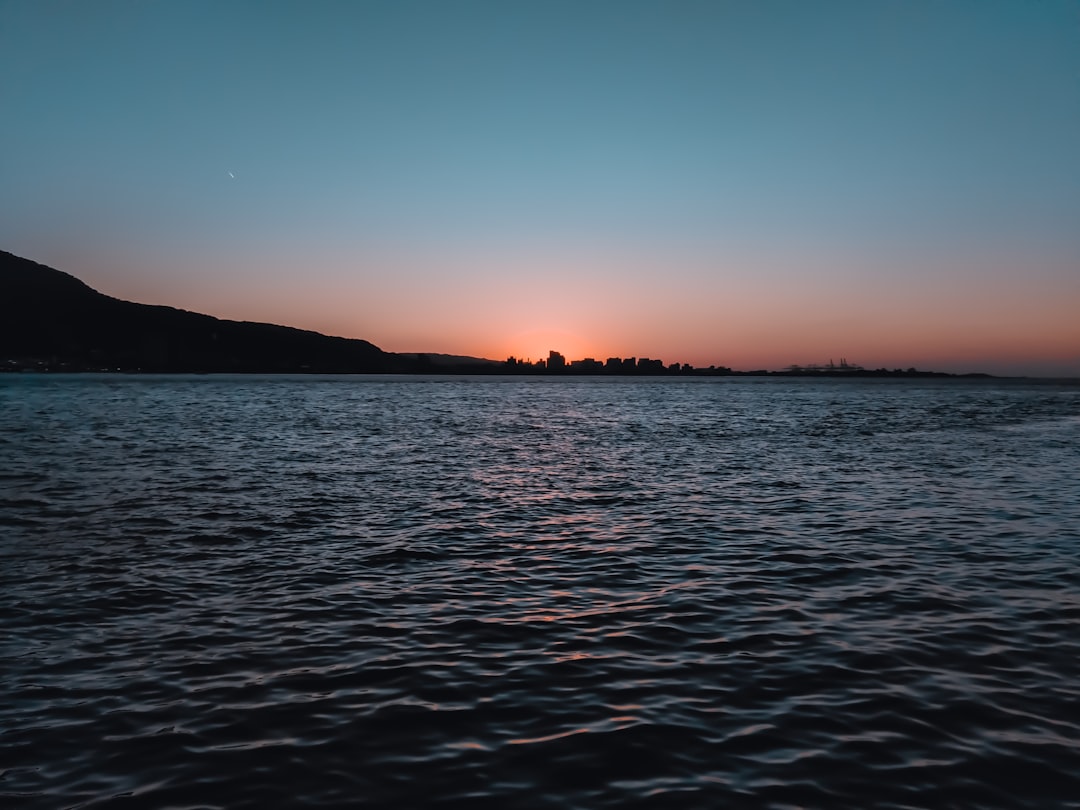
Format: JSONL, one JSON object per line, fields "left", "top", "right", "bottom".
{"left": 1, "top": 250, "right": 401, "bottom": 373}
{"left": 1, "top": 250, "right": 987, "bottom": 377}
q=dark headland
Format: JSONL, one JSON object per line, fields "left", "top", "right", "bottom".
{"left": 1, "top": 249, "right": 986, "bottom": 377}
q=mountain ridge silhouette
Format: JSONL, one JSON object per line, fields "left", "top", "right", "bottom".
{"left": 0, "top": 249, "right": 411, "bottom": 372}
{"left": 0, "top": 250, "right": 994, "bottom": 378}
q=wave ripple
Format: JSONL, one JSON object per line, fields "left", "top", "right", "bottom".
{"left": 2, "top": 375, "right": 1079, "bottom": 809}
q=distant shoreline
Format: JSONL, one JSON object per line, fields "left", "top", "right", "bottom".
{"left": 4, "top": 248, "right": 1068, "bottom": 380}
{"left": 0, "top": 364, "right": 1000, "bottom": 379}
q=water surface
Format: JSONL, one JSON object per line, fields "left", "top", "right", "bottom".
{"left": 2, "top": 375, "right": 1079, "bottom": 808}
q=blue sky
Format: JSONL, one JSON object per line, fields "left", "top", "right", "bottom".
{"left": 2, "top": 0, "right": 1078, "bottom": 373}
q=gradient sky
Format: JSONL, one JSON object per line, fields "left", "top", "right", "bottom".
{"left": 2, "top": 0, "right": 1078, "bottom": 374}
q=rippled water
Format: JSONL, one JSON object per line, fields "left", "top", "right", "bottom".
{"left": 2, "top": 374, "right": 1079, "bottom": 809}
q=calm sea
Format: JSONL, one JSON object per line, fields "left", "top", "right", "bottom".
{"left": 2, "top": 374, "right": 1079, "bottom": 809}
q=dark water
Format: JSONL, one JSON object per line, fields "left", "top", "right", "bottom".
{"left": 2, "top": 374, "right": 1079, "bottom": 809}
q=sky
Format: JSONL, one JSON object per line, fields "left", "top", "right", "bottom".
{"left": 2, "top": 0, "right": 1078, "bottom": 375}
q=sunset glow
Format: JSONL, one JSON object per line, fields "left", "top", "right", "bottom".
{"left": 1, "top": 1, "right": 1077, "bottom": 376}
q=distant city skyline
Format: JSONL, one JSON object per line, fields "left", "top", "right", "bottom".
{"left": 1, "top": 1, "right": 1078, "bottom": 376}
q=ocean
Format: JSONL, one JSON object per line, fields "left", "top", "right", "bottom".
{"left": 2, "top": 374, "right": 1079, "bottom": 809}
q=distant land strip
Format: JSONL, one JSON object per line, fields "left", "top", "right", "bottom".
{"left": 1, "top": 249, "right": 988, "bottom": 378}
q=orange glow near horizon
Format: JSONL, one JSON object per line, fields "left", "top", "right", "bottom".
{"left": 56, "top": 243, "right": 1080, "bottom": 378}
